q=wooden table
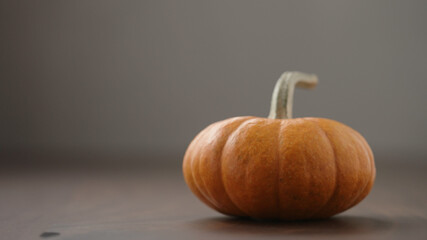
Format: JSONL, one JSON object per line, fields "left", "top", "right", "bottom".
{"left": 1, "top": 152, "right": 426, "bottom": 240}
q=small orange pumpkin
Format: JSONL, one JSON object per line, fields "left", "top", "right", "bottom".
{"left": 183, "top": 72, "right": 375, "bottom": 220}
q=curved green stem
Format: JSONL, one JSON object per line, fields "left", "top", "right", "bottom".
{"left": 268, "top": 71, "right": 318, "bottom": 119}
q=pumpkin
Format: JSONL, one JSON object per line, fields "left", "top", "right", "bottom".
{"left": 183, "top": 72, "right": 375, "bottom": 220}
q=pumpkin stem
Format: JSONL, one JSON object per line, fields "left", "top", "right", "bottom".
{"left": 268, "top": 71, "right": 318, "bottom": 119}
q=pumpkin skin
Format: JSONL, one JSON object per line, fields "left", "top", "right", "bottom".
{"left": 183, "top": 116, "right": 375, "bottom": 220}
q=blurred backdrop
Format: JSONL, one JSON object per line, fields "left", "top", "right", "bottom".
{"left": 1, "top": 0, "right": 427, "bottom": 165}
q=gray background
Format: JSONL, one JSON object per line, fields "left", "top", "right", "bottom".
{"left": 1, "top": 0, "right": 427, "bottom": 160}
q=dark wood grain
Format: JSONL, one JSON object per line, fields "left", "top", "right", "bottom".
{"left": 0, "top": 154, "right": 426, "bottom": 240}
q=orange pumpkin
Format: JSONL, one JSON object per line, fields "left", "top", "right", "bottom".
{"left": 183, "top": 72, "right": 375, "bottom": 220}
